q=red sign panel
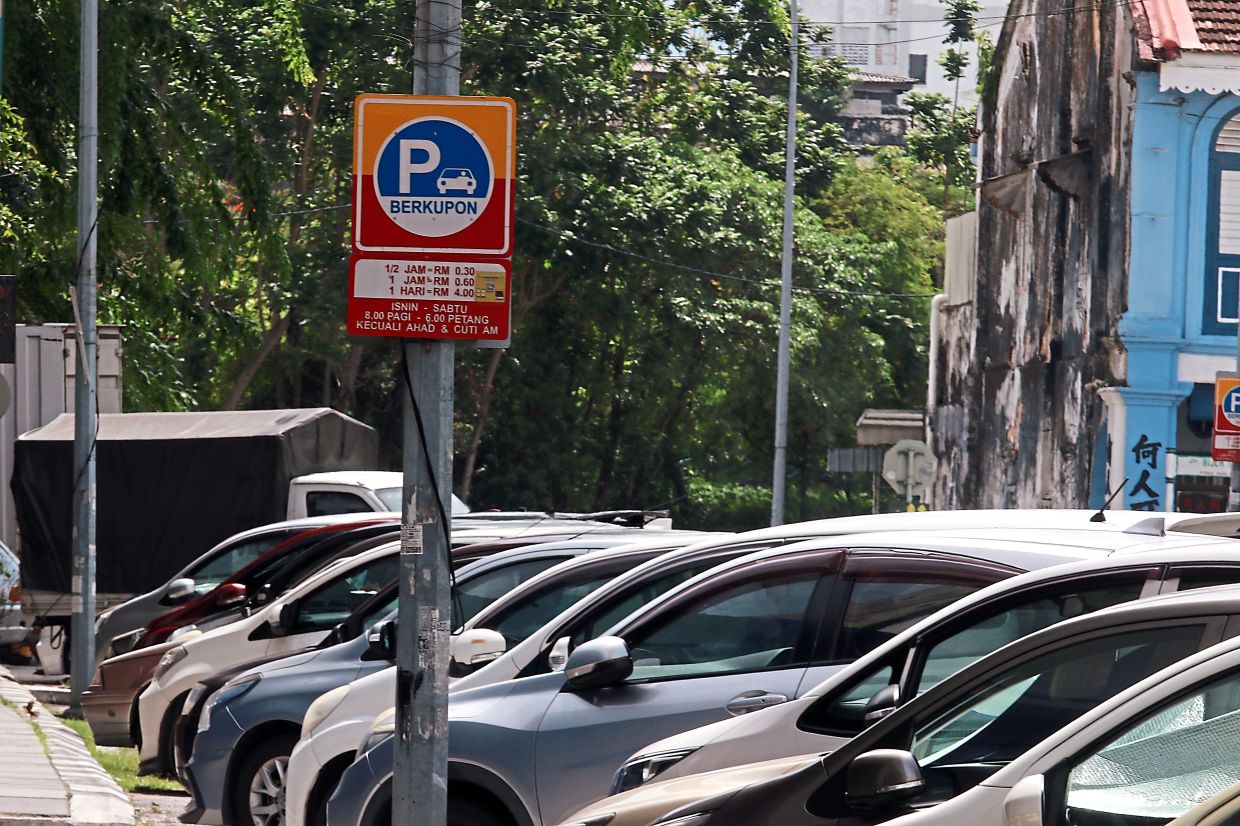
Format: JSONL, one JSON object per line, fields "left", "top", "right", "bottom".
{"left": 1213, "top": 373, "right": 1240, "bottom": 462}
{"left": 346, "top": 256, "right": 511, "bottom": 341}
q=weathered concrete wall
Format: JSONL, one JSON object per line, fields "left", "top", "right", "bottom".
{"left": 931, "top": 0, "right": 1138, "bottom": 508}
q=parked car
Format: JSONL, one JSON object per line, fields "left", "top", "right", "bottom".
{"left": 185, "top": 535, "right": 708, "bottom": 826}
{"left": 560, "top": 540, "right": 1240, "bottom": 826}
{"left": 134, "top": 539, "right": 402, "bottom": 775}
{"left": 311, "top": 526, "right": 1157, "bottom": 826}
{"left": 322, "top": 523, "right": 1240, "bottom": 826}
{"left": 84, "top": 521, "right": 401, "bottom": 750}
{"left": 284, "top": 512, "right": 1228, "bottom": 826}
{"left": 652, "top": 585, "right": 1240, "bottom": 826}
{"left": 0, "top": 539, "right": 31, "bottom": 654}
{"left": 94, "top": 515, "right": 391, "bottom": 665}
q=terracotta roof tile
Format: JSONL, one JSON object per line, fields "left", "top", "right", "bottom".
{"left": 1186, "top": 0, "right": 1240, "bottom": 53}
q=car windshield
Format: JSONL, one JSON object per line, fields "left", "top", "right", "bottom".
{"left": 376, "top": 487, "right": 403, "bottom": 511}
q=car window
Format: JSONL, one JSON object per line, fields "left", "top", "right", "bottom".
{"left": 190, "top": 536, "right": 284, "bottom": 594}
{"left": 908, "top": 625, "right": 1206, "bottom": 775}
{"left": 624, "top": 573, "right": 819, "bottom": 681}
{"left": 306, "top": 491, "right": 373, "bottom": 517}
{"left": 913, "top": 574, "right": 1152, "bottom": 697}
{"left": 359, "top": 593, "right": 399, "bottom": 630}
{"left": 1063, "top": 668, "right": 1240, "bottom": 825}
{"left": 454, "top": 558, "right": 565, "bottom": 626}
{"left": 1172, "top": 566, "right": 1240, "bottom": 593}
{"left": 295, "top": 554, "right": 400, "bottom": 631}
{"left": 831, "top": 575, "right": 983, "bottom": 663}
{"left": 484, "top": 571, "right": 618, "bottom": 649}
{"left": 570, "top": 564, "right": 711, "bottom": 648}
{"left": 376, "top": 487, "right": 403, "bottom": 511}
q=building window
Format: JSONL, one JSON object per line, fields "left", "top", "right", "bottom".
{"left": 1206, "top": 111, "right": 1240, "bottom": 334}
{"left": 909, "top": 53, "right": 927, "bottom": 83}
{"left": 836, "top": 26, "right": 870, "bottom": 65}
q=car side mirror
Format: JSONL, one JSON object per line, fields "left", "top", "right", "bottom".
{"left": 845, "top": 749, "right": 925, "bottom": 809}
{"left": 217, "top": 582, "right": 247, "bottom": 607}
{"left": 548, "top": 636, "right": 571, "bottom": 671}
{"left": 1003, "top": 774, "right": 1044, "bottom": 826}
{"left": 271, "top": 601, "right": 298, "bottom": 635}
{"left": 164, "top": 578, "right": 196, "bottom": 603}
{"left": 864, "top": 683, "right": 901, "bottom": 724}
{"left": 365, "top": 620, "right": 397, "bottom": 661}
{"left": 451, "top": 628, "right": 506, "bottom": 670}
{"left": 563, "top": 636, "right": 632, "bottom": 691}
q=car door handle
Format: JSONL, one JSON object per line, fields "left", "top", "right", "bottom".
{"left": 725, "top": 690, "right": 789, "bottom": 716}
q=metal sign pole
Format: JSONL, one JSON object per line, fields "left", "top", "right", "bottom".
{"left": 70, "top": 0, "right": 98, "bottom": 712}
{"left": 394, "top": 0, "right": 460, "bottom": 821}
{"left": 771, "top": 0, "right": 799, "bottom": 527}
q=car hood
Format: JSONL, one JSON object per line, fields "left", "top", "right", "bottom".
{"left": 238, "top": 633, "right": 370, "bottom": 682}
{"left": 562, "top": 753, "right": 822, "bottom": 825}
{"left": 448, "top": 672, "right": 564, "bottom": 721}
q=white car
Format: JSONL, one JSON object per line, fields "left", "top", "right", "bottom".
{"left": 136, "top": 541, "right": 401, "bottom": 774}
{"left": 0, "top": 539, "right": 30, "bottom": 647}
{"left": 289, "top": 515, "right": 1229, "bottom": 826}
{"left": 675, "top": 587, "right": 1240, "bottom": 826}
{"left": 436, "top": 169, "right": 477, "bottom": 194}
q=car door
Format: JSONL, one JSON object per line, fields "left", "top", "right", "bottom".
{"left": 800, "top": 619, "right": 1229, "bottom": 826}
{"left": 796, "top": 566, "right": 1163, "bottom": 738}
{"left": 796, "top": 553, "right": 1018, "bottom": 696}
{"left": 532, "top": 552, "right": 838, "bottom": 825}
{"left": 258, "top": 552, "right": 400, "bottom": 655}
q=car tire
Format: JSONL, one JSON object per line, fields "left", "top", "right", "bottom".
{"left": 231, "top": 733, "right": 298, "bottom": 826}
{"left": 447, "top": 798, "right": 508, "bottom": 826}
{"left": 157, "top": 691, "right": 189, "bottom": 777}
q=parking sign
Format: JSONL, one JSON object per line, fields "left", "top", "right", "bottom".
{"left": 353, "top": 95, "right": 515, "bottom": 255}
{"left": 1214, "top": 373, "right": 1240, "bottom": 462}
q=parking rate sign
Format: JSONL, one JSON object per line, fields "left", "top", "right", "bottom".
{"left": 1214, "top": 373, "right": 1240, "bottom": 462}
{"left": 353, "top": 95, "right": 515, "bottom": 255}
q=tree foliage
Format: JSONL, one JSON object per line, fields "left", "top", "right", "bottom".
{"left": 2, "top": 0, "right": 946, "bottom": 527}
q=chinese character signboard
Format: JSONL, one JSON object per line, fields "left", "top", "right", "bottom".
{"left": 1213, "top": 372, "right": 1240, "bottom": 463}
{"left": 349, "top": 95, "right": 515, "bottom": 341}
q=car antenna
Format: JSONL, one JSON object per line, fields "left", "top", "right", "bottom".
{"left": 1090, "top": 478, "right": 1129, "bottom": 522}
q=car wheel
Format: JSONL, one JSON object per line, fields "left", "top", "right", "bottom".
{"left": 232, "top": 733, "right": 297, "bottom": 826}
{"left": 447, "top": 798, "right": 507, "bottom": 826}
{"left": 157, "top": 691, "right": 189, "bottom": 777}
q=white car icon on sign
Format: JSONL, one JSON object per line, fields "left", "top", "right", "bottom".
{"left": 436, "top": 168, "right": 477, "bottom": 195}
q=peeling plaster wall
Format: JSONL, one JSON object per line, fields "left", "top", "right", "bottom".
{"left": 931, "top": 0, "right": 1137, "bottom": 508}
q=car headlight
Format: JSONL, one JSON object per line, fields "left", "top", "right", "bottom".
{"left": 301, "top": 684, "right": 350, "bottom": 738}
{"left": 359, "top": 711, "right": 395, "bottom": 757}
{"left": 94, "top": 607, "right": 115, "bottom": 633}
{"left": 562, "top": 815, "right": 615, "bottom": 826}
{"left": 167, "top": 624, "right": 199, "bottom": 643}
{"left": 656, "top": 816, "right": 712, "bottom": 826}
{"left": 197, "top": 675, "right": 260, "bottom": 734}
{"left": 153, "top": 645, "right": 187, "bottom": 682}
{"left": 109, "top": 629, "right": 143, "bottom": 656}
{"left": 611, "top": 749, "right": 696, "bottom": 795}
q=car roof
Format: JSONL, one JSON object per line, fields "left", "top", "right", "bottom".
{"left": 454, "top": 532, "right": 712, "bottom": 579}
{"left": 600, "top": 526, "right": 1240, "bottom": 639}
{"left": 459, "top": 534, "right": 717, "bottom": 632}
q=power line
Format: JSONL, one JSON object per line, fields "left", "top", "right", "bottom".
{"left": 515, "top": 217, "right": 938, "bottom": 299}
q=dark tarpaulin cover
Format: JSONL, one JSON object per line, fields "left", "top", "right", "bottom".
{"left": 13, "top": 408, "right": 380, "bottom": 596}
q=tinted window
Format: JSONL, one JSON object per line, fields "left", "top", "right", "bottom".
{"left": 833, "top": 576, "right": 980, "bottom": 662}
{"left": 1064, "top": 668, "right": 1240, "bottom": 825}
{"left": 190, "top": 535, "right": 283, "bottom": 593}
{"left": 914, "top": 575, "right": 1150, "bottom": 696}
{"left": 1173, "top": 566, "right": 1240, "bottom": 593}
{"left": 306, "top": 491, "right": 372, "bottom": 517}
{"left": 454, "top": 558, "right": 563, "bottom": 626}
{"left": 625, "top": 574, "right": 819, "bottom": 681}
{"left": 910, "top": 626, "right": 1206, "bottom": 772}
{"left": 485, "top": 572, "right": 617, "bottom": 649}
{"left": 296, "top": 555, "right": 400, "bottom": 631}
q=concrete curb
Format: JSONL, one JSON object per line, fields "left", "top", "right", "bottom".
{"left": 0, "top": 666, "right": 135, "bottom": 826}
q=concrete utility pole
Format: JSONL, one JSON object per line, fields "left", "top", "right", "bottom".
{"left": 393, "top": 1, "right": 460, "bottom": 823}
{"left": 70, "top": 0, "right": 99, "bottom": 710}
{"left": 771, "top": 0, "right": 799, "bottom": 526}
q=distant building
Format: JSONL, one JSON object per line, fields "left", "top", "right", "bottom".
{"left": 930, "top": 0, "right": 1240, "bottom": 513}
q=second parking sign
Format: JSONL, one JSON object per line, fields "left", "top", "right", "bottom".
{"left": 353, "top": 95, "right": 515, "bottom": 255}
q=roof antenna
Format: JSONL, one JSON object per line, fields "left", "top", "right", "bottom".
{"left": 1090, "top": 478, "right": 1129, "bottom": 523}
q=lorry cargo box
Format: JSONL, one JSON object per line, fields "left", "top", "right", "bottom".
{"left": 13, "top": 408, "right": 379, "bottom": 596}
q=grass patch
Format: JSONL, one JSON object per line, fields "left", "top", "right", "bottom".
{"left": 60, "top": 717, "right": 184, "bottom": 794}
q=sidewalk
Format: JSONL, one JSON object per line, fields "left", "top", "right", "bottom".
{"left": 0, "top": 666, "right": 133, "bottom": 826}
